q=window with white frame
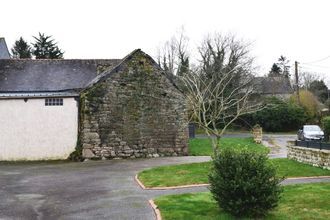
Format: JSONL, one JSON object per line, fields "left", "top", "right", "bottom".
{"left": 45, "top": 98, "right": 63, "bottom": 106}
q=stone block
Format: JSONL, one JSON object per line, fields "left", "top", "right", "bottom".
{"left": 82, "top": 149, "right": 96, "bottom": 159}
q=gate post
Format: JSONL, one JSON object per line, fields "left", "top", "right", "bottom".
{"left": 252, "top": 124, "right": 263, "bottom": 144}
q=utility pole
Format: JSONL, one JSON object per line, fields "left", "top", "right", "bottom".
{"left": 294, "top": 61, "right": 300, "bottom": 105}
{"left": 295, "top": 61, "right": 300, "bottom": 105}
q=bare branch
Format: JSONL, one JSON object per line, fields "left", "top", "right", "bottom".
{"left": 179, "top": 33, "right": 263, "bottom": 155}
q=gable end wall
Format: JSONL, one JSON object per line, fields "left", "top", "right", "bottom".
{"left": 80, "top": 52, "right": 188, "bottom": 159}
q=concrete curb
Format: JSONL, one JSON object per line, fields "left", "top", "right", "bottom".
{"left": 148, "top": 199, "right": 162, "bottom": 220}
{"left": 135, "top": 174, "right": 330, "bottom": 190}
{"left": 135, "top": 174, "right": 209, "bottom": 190}
{"left": 285, "top": 176, "right": 330, "bottom": 180}
{"left": 135, "top": 174, "right": 147, "bottom": 189}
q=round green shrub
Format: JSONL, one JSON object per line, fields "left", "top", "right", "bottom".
{"left": 209, "top": 149, "right": 283, "bottom": 218}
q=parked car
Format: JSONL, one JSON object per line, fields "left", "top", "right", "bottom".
{"left": 297, "top": 125, "right": 324, "bottom": 141}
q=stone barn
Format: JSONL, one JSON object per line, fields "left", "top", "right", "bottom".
{"left": 0, "top": 49, "right": 188, "bottom": 161}
{"left": 80, "top": 50, "right": 188, "bottom": 159}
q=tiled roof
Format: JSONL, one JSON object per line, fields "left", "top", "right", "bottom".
{"left": 0, "top": 59, "right": 121, "bottom": 92}
{"left": 253, "top": 76, "right": 293, "bottom": 95}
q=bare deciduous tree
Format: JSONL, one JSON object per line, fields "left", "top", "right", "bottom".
{"left": 198, "top": 34, "right": 254, "bottom": 83}
{"left": 299, "top": 71, "right": 322, "bottom": 89}
{"left": 180, "top": 34, "right": 263, "bottom": 154}
{"left": 157, "top": 28, "right": 189, "bottom": 77}
{"left": 278, "top": 55, "right": 290, "bottom": 78}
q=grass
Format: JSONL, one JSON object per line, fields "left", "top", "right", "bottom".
{"left": 270, "top": 158, "right": 330, "bottom": 178}
{"left": 154, "top": 182, "right": 330, "bottom": 220}
{"left": 195, "top": 128, "right": 297, "bottom": 135}
{"left": 195, "top": 128, "right": 251, "bottom": 135}
{"left": 189, "top": 137, "right": 269, "bottom": 156}
{"left": 138, "top": 158, "right": 330, "bottom": 187}
{"left": 139, "top": 162, "right": 211, "bottom": 187}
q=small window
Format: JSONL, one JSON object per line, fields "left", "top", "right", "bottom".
{"left": 45, "top": 98, "right": 63, "bottom": 106}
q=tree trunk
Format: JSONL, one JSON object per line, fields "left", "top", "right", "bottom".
{"left": 212, "top": 135, "right": 221, "bottom": 156}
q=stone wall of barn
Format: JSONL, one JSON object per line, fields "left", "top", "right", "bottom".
{"left": 80, "top": 52, "right": 188, "bottom": 159}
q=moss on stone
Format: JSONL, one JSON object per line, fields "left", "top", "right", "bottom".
{"left": 68, "top": 134, "right": 83, "bottom": 162}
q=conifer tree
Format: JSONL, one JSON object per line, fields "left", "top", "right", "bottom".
{"left": 268, "top": 63, "right": 282, "bottom": 77}
{"left": 32, "top": 33, "right": 64, "bottom": 59}
{"left": 11, "top": 37, "right": 32, "bottom": 59}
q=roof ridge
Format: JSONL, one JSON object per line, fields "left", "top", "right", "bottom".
{"left": 83, "top": 49, "right": 142, "bottom": 89}
{"left": 83, "top": 49, "right": 183, "bottom": 94}
{"left": 2, "top": 58, "right": 121, "bottom": 61}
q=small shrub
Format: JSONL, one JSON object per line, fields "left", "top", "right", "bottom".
{"left": 209, "top": 148, "right": 283, "bottom": 218}
{"left": 321, "top": 116, "right": 330, "bottom": 141}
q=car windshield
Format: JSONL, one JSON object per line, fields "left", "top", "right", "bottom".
{"left": 304, "top": 126, "right": 321, "bottom": 132}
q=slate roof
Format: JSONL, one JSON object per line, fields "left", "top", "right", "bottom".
{"left": 0, "top": 38, "right": 10, "bottom": 59}
{"left": 0, "top": 59, "right": 121, "bottom": 93}
{"left": 253, "top": 76, "right": 293, "bottom": 95}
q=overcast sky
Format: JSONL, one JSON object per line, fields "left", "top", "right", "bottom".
{"left": 1, "top": 0, "right": 330, "bottom": 82}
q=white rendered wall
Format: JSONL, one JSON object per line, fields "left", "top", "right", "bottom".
{"left": 0, "top": 97, "right": 78, "bottom": 161}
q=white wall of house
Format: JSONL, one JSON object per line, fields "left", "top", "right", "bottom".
{"left": 0, "top": 97, "right": 78, "bottom": 161}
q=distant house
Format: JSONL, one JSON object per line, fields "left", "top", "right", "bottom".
{"left": 0, "top": 49, "right": 188, "bottom": 161}
{"left": 253, "top": 76, "right": 293, "bottom": 99}
{"left": 0, "top": 38, "right": 10, "bottom": 59}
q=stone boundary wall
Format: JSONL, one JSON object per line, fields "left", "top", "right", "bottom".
{"left": 287, "top": 145, "right": 330, "bottom": 170}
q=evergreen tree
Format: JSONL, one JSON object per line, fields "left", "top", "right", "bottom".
{"left": 268, "top": 63, "right": 282, "bottom": 77}
{"left": 11, "top": 37, "right": 32, "bottom": 59}
{"left": 268, "top": 55, "right": 290, "bottom": 78}
{"left": 32, "top": 33, "right": 64, "bottom": 59}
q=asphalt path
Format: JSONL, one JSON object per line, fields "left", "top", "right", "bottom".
{"left": 0, "top": 157, "right": 210, "bottom": 220}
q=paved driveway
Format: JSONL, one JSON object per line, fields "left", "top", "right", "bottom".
{"left": 0, "top": 157, "right": 210, "bottom": 220}
{"left": 1, "top": 154, "right": 329, "bottom": 220}
{"left": 263, "top": 134, "right": 297, "bottom": 157}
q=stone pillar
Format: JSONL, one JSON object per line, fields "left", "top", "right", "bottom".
{"left": 252, "top": 124, "right": 263, "bottom": 144}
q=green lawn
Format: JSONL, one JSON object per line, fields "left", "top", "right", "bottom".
{"left": 270, "top": 158, "right": 330, "bottom": 178}
{"left": 154, "top": 183, "right": 330, "bottom": 220}
{"left": 195, "top": 128, "right": 296, "bottom": 135}
{"left": 139, "top": 162, "right": 211, "bottom": 187}
{"left": 189, "top": 137, "right": 269, "bottom": 156}
{"left": 138, "top": 158, "right": 330, "bottom": 187}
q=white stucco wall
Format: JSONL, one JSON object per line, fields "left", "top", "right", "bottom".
{"left": 0, "top": 97, "right": 78, "bottom": 161}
